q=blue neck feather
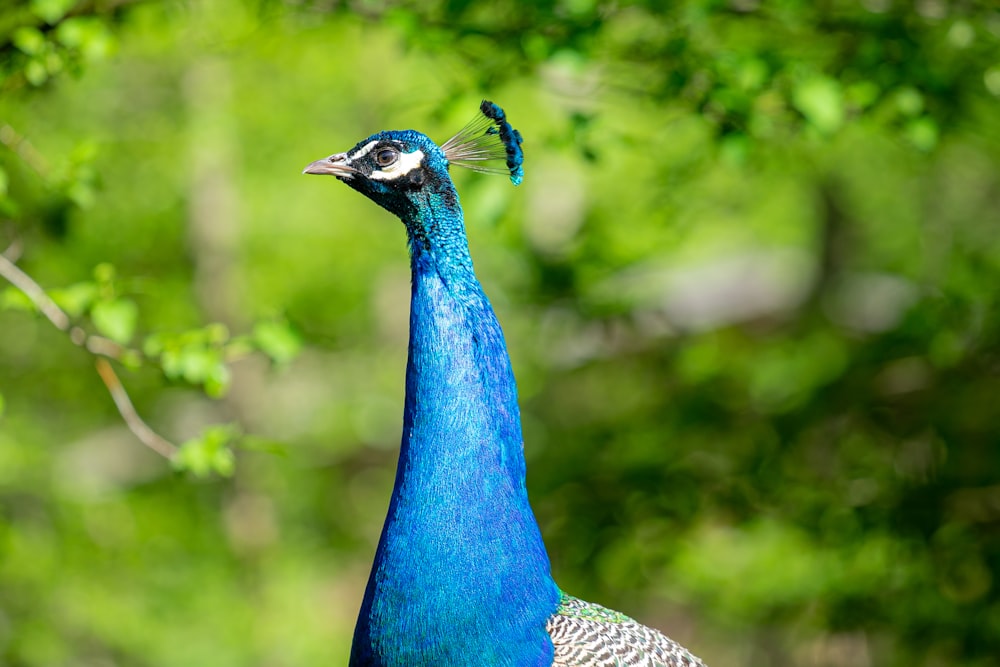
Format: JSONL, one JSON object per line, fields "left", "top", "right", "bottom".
{"left": 350, "top": 178, "right": 560, "bottom": 666}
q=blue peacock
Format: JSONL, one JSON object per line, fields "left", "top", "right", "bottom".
{"left": 304, "top": 101, "right": 706, "bottom": 667}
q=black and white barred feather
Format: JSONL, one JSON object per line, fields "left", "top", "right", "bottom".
{"left": 546, "top": 594, "right": 706, "bottom": 667}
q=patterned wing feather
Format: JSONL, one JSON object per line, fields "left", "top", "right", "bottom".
{"left": 547, "top": 595, "right": 706, "bottom": 667}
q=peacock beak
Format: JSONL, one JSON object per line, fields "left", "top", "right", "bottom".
{"left": 302, "top": 152, "right": 357, "bottom": 178}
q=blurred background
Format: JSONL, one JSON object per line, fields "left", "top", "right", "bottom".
{"left": 1, "top": 1, "right": 999, "bottom": 665}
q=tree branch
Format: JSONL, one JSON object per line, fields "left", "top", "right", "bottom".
{"left": 0, "top": 122, "right": 50, "bottom": 177}
{"left": 2, "top": 237, "right": 23, "bottom": 262}
{"left": 0, "top": 250, "right": 178, "bottom": 459}
{"left": 0, "top": 250, "right": 68, "bottom": 329}
{"left": 95, "top": 358, "right": 177, "bottom": 458}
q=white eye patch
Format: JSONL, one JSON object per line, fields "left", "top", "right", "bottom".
{"left": 370, "top": 149, "right": 425, "bottom": 181}
{"left": 348, "top": 140, "right": 381, "bottom": 161}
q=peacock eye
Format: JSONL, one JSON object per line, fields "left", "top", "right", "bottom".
{"left": 376, "top": 148, "right": 398, "bottom": 167}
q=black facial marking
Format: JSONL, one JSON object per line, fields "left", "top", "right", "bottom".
{"left": 409, "top": 169, "right": 425, "bottom": 186}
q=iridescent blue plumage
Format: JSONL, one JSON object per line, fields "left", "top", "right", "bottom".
{"left": 303, "top": 102, "right": 705, "bottom": 667}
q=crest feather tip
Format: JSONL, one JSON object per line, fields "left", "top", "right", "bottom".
{"left": 442, "top": 100, "right": 525, "bottom": 186}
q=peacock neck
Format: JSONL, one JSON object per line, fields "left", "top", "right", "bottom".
{"left": 349, "top": 187, "right": 560, "bottom": 666}
{"left": 400, "top": 200, "right": 526, "bottom": 495}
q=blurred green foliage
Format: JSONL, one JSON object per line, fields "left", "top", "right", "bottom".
{"left": 1, "top": 0, "right": 999, "bottom": 665}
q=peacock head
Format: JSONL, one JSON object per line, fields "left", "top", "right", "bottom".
{"left": 303, "top": 100, "right": 524, "bottom": 219}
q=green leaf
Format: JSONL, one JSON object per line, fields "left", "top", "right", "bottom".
{"left": 895, "top": 86, "right": 924, "bottom": 117}
{"left": 160, "top": 347, "right": 184, "bottom": 379}
{"left": 846, "top": 80, "right": 880, "bottom": 110}
{"left": 1, "top": 287, "right": 36, "bottom": 312}
{"left": 119, "top": 349, "right": 143, "bottom": 370}
{"left": 54, "top": 16, "right": 87, "bottom": 47}
{"left": 947, "top": 20, "right": 974, "bottom": 49}
{"left": 55, "top": 18, "right": 116, "bottom": 62}
{"left": 204, "top": 362, "right": 231, "bottom": 398}
{"left": 172, "top": 424, "right": 239, "bottom": 478}
{"left": 44, "top": 51, "right": 64, "bottom": 77}
{"left": 12, "top": 27, "right": 46, "bottom": 55}
{"left": 91, "top": 298, "right": 138, "bottom": 344}
{"left": 738, "top": 58, "right": 769, "bottom": 92}
{"left": 906, "top": 116, "right": 938, "bottom": 151}
{"left": 986, "top": 65, "right": 1000, "bottom": 97}
{"left": 0, "top": 393, "right": 5, "bottom": 419}
{"left": 24, "top": 59, "right": 48, "bottom": 86}
{"left": 177, "top": 346, "right": 215, "bottom": 384}
{"left": 93, "top": 262, "right": 116, "bottom": 284}
{"left": 66, "top": 179, "right": 95, "bottom": 209}
{"left": 30, "top": 0, "right": 77, "bottom": 24}
{"left": 142, "top": 333, "right": 165, "bottom": 357}
{"left": 719, "top": 133, "right": 750, "bottom": 166}
{"left": 49, "top": 282, "right": 97, "bottom": 318}
{"left": 153, "top": 336, "right": 232, "bottom": 396}
{"left": 252, "top": 319, "right": 302, "bottom": 365}
{"left": 929, "top": 331, "right": 965, "bottom": 368}
{"left": 792, "top": 76, "right": 844, "bottom": 134}
{"left": 205, "top": 323, "right": 230, "bottom": 344}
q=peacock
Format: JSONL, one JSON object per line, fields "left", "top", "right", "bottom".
{"left": 303, "top": 101, "right": 706, "bottom": 667}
